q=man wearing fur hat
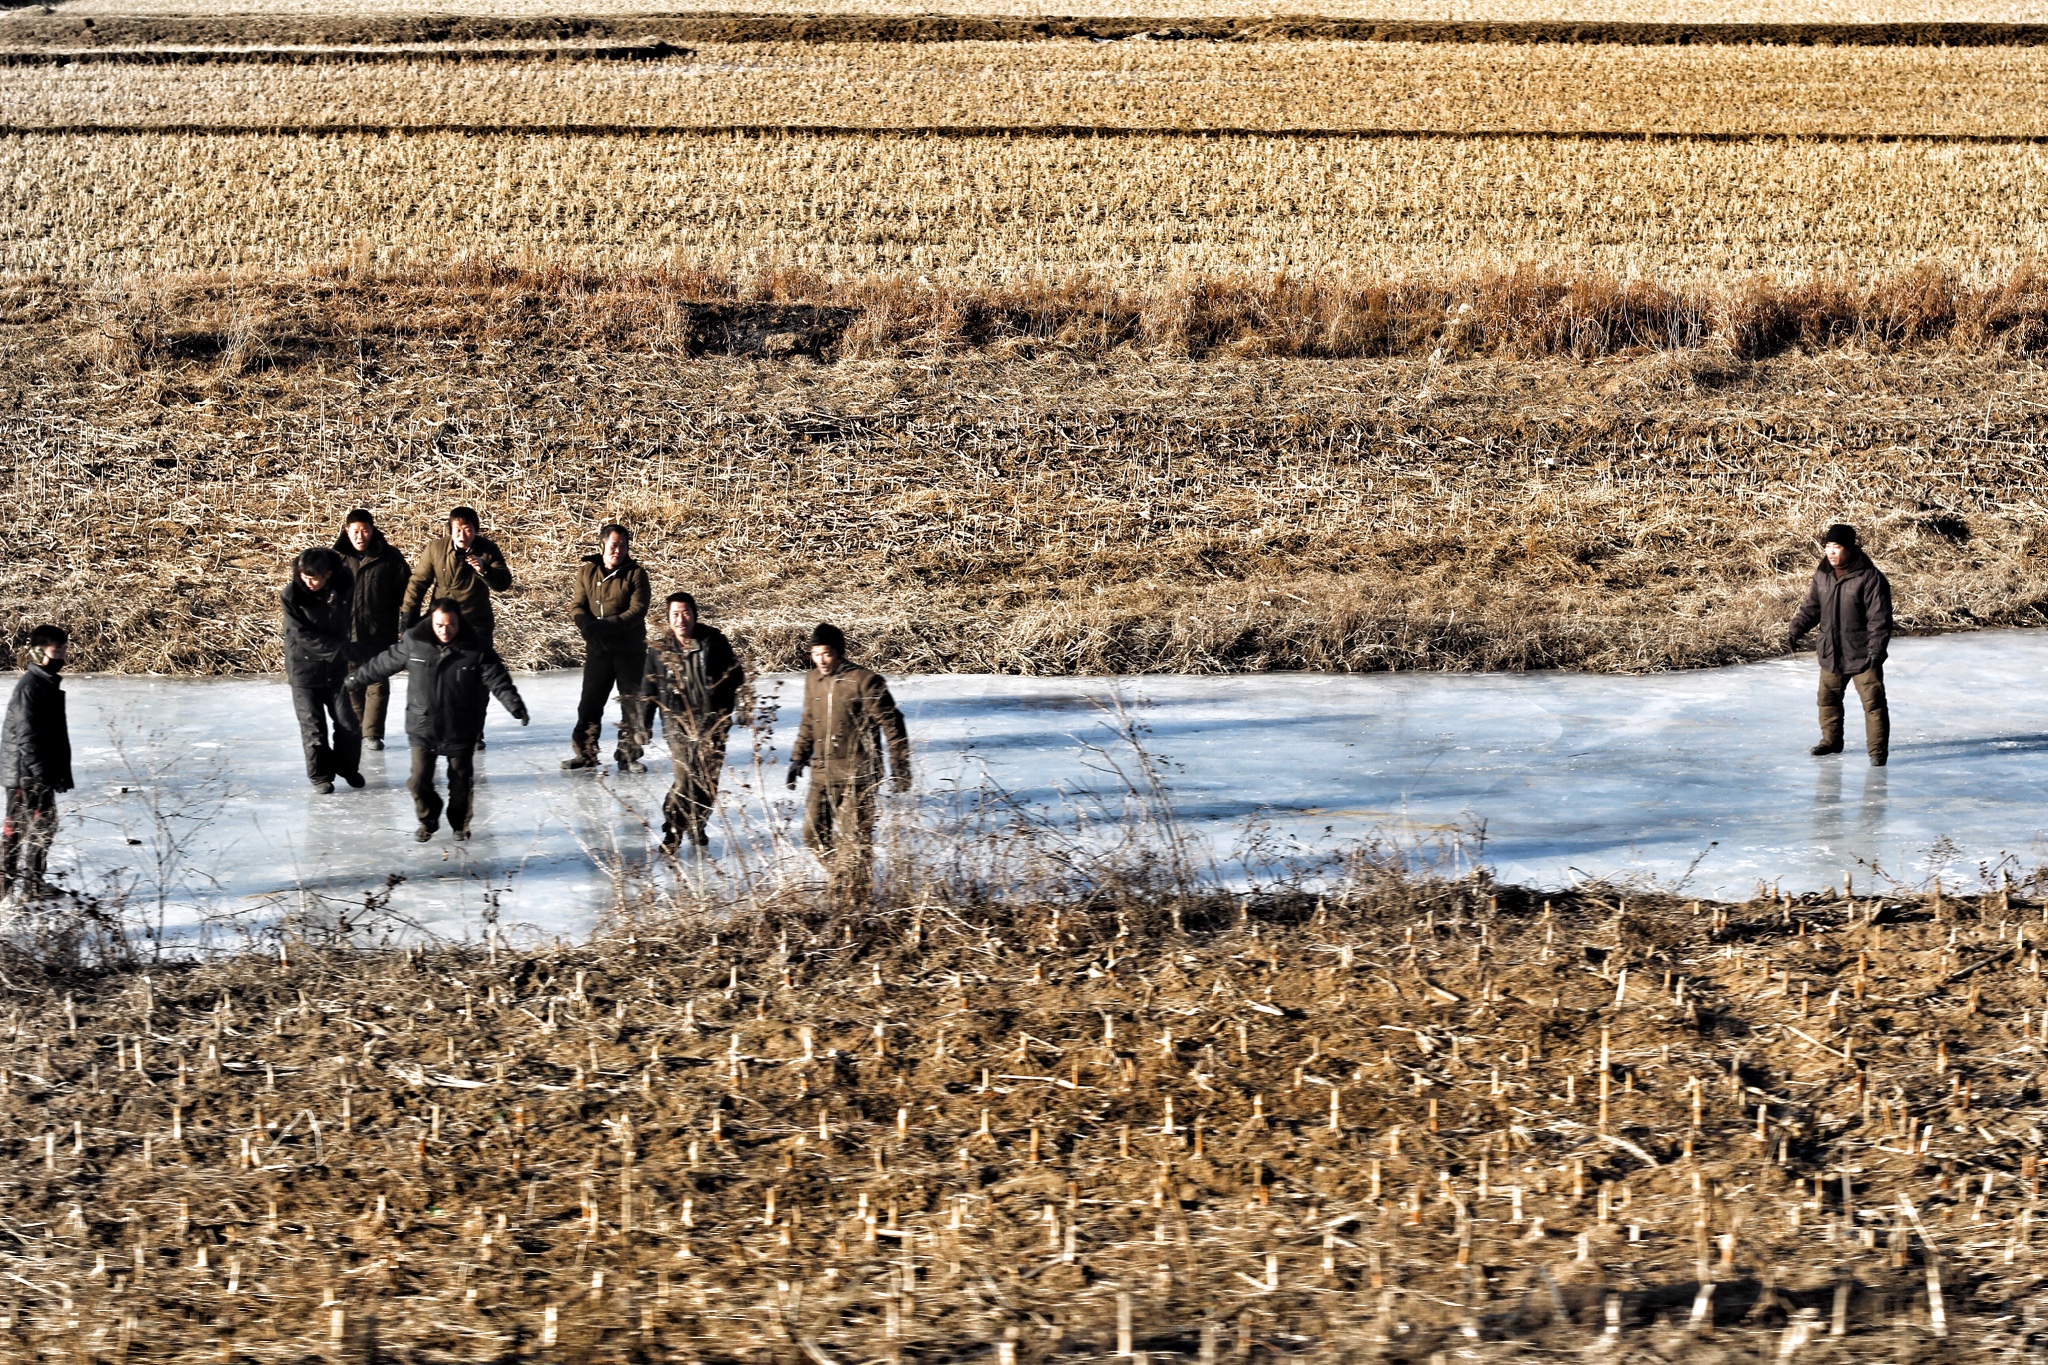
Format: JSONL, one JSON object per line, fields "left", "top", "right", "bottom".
{"left": 1788, "top": 523, "right": 1893, "bottom": 766}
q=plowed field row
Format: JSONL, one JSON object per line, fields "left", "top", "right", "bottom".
{"left": 9, "top": 41, "right": 2048, "bottom": 137}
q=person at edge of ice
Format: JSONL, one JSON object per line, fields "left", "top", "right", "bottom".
{"left": 644, "top": 590, "right": 747, "bottom": 854}
{"left": 280, "top": 546, "right": 365, "bottom": 796}
{"left": 787, "top": 622, "right": 911, "bottom": 904}
{"left": 333, "top": 508, "right": 411, "bottom": 753}
{"left": 1787, "top": 522, "right": 1894, "bottom": 768}
{"left": 563, "top": 523, "right": 652, "bottom": 775}
{"left": 0, "top": 623, "right": 72, "bottom": 902}
{"left": 346, "top": 598, "right": 529, "bottom": 844}
{"left": 401, "top": 505, "right": 513, "bottom": 749}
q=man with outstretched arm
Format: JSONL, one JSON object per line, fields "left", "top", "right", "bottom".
{"left": 1, "top": 624, "right": 73, "bottom": 901}
{"left": 644, "top": 591, "right": 745, "bottom": 851}
{"left": 564, "top": 523, "right": 652, "bottom": 774}
{"left": 401, "top": 506, "right": 513, "bottom": 747}
{"left": 346, "top": 599, "right": 529, "bottom": 843}
{"left": 786, "top": 623, "right": 910, "bottom": 898}
{"left": 334, "top": 508, "right": 410, "bottom": 752}
{"left": 1787, "top": 522, "right": 1894, "bottom": 767}
{"left": 281, "top": 547, "right": 365, "bottom": 795}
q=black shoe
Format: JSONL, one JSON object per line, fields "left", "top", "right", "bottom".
{"left": 562, "top": 755, "right": 598, "bottom": 771}
{"left": 617, "top": 758, "right": 648, "bottom": 775}
{"left": 453, "top": 827, "right": 472, "bottom": 842}
{"left": 690, "top": 827, "right": 710, "bottom": 848}
{"left": 366, "top": 739, "right": 384, "bottom": 752}
{"left": 1870, "top": 753, "right": 1888, "bottom": 767}
{"left": 342, "top": 771, "right": 366, "bottom": 789}
{"left": 475, "top": 738, "right": 486, "bottom": 751}
{"left": 1809, "top": 742, "right": 1843, "bottom": 757}
{"left": 313, "top": 779, "right": 336, "bottom": 795}
{"left": 414, "top": 824, "right": 435, "bottom": 842}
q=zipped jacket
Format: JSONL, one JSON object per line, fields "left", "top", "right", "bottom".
{"left": 348, "top": 618, "right": 527, "bottom": 755}
{"left": 645, "top": 625, "right": 745, "bottom": 741}
{"left": 281, "top": 568, "right": 358, "bottom": 690}
{"left": 1788, "top": 548, "right": 1894, "bottom": 675}
{"left": 332, "top": 531, "right": 411, "bottom": 652}
{"left": 790, "top": 662, "right": 910, "bottom": 784}
{"left": 0, "top": 663, "right": 71, "bottom": 792}
{"left": 401, "top": 533, "right": 513, "bottom": 631}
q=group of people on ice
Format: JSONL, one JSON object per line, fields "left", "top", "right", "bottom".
{"left": 1, "top": 517, "right": 1886, "bottom": 902}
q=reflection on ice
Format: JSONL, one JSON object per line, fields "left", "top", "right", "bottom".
{"left": 27, "top": 629, "right": 2048, "bottom": 940}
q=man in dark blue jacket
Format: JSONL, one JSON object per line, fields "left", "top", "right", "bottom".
{"left": 346, "top": 599, "right": 529, "bottom": 843}
{"left": 1, "top": 624, "right": 73, "bottom": 899}
{"left": 281, "top": 547, "right": 365, "bottom": 794}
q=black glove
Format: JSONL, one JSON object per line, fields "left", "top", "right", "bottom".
{"left": 513, "top": 707, "right": 531, "bottom": 726}
{"left": 786, "top": 763, "right": 804, "bottom": 790}
{"left": 574, "top": 613, "right": 597, "bottom": 641}
{"left": 891, "top": 771, "right": 912, "bottom": 795}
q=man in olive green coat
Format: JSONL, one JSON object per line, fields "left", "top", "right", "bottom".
{"left": 564, "top": 523, "right": 653, "bottom": 773}
{"left": 645, "top": 591, "right": 746, "bottom": 850}
{"left": 402, "top": 505, "right": 514, "bottom": 747}
{"left": 786, "top": 623, "right": 910, "bottom": 899}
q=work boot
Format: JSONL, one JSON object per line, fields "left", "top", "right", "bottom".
{"left": 366, "top": 738, "right": 384, "bottom": 752}
{"left": 453, "top": 827, "right": 472, "bottom": 842}
{"left": 1870, "top": 751, "right": 1889, "bottom": 767}
{"left": 1809, "top": 742, "right": 1843, "bottom": 757}
{"left": 617, "top": 757, "right": 648, "bottom": 775}
{"left": 413, "top": 824, "right": 434, "bottom": 843}
{"left": 313, "top": 779, "right": 336, "bottom": 795}
{"left": 561, "top": 755, "right": 599, "bottom": 771}
{"left": 342, "top": 771, "right": 366, "bottom": 789}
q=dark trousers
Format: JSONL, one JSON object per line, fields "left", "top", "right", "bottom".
{"left": 573, "top": 640, "right": 648, "bottom": 763}
{"left": 292, "top": 682, "right": 362, "bottom": 784}
{"left": 661, "top": 718, "right": 728, "bottom": 846}
{"left": 408, "top": 744, "right": 476, "bottom": 833}
{"left": 1, "top": 785, "right": 56, "bottom": 893}
{"left": 346, "top": 679, "right": 390, "bottom": 743}
{"left": 1818, "top": 664, "right": 1889, "bottom": 761}
{"left": 803, "top": 773, "right": 878, "bottom": 896}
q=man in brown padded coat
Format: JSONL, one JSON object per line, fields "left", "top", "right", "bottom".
{"left": 1787, "top": 522, "right": 1894, "bottom": 767}
{"left": 785, "top": 623, "right": 910, "bottom": 898}
{"left": 563, "top": 523, "right": 652, "bottom": 774}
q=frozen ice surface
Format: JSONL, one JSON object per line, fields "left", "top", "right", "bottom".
{"left": 29, "top": 629, "right": 2048, "bottom": 941}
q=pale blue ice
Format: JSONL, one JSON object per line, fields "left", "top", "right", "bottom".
{"left": 26, "top": 629, "right": 2048, "bottom": 942}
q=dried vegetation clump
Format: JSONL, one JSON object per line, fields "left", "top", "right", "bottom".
{"left": 4, "top": 264, "right": 2048, "bottom": 677}
{"left": 12, "top": 40, "right": 2048, "bottom": 137}
{"left": 0, "top": 875, "right": 2043, "bottom": 1360}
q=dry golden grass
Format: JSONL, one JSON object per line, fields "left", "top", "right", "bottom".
{"left": 11, "top": 40, "right": 2048, "bottom": 136}
{"left": 39, "top": 0, "right": 2048, "bottom": 20}
{"left": 3, "top": 130, "right": 2048, "bottom": 282}
{"left": 1, "top": 876, "right": 2043, "bottom": 1361}
{"left": 5, "top": 267, "right": 2048, "bottom": 677}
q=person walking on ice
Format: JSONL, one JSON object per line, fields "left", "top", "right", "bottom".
{"left": 1, "top": 625, "right": 72, "bottom": 901}
{"left": 402, "top": 506, "right": 513, "bottom": 748}
{"left": 644, "top": 591, "right": 745, "bottom": 852}
{"left": 346, "top": 599, "right": 529, "bottom": 843}
{"left": 1787, "top": 522, "right": 1893, "bottom": 767}
{"left": 563, "top": 523, "right": 651, "bottom": 774}
{"left": 333, "top": 508, "right": 410, "bottom": 752}
{"left": 281, "top": 547, "right": 364, "bottom": 795}
{"left": 787, "top": 623, "right": 910, "bottom": 900}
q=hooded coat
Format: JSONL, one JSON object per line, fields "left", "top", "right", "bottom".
{"left": 348, "top": 618, "right": 527, "bottom": 755}
{"left": 333, "top": 530, "right": 411, "bottom": 653}
{"left": 280, "top": 567, "right": 359, "bottom": 691}
{"left": 1788, "top": 547, "right": 1894, "bottom": 676}
{"left": 0, "top": 663, "right": 71, "bottom": 793}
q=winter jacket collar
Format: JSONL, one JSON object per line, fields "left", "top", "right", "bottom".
{"left": 582, "top": 552, "right": 640, "bottom": 582}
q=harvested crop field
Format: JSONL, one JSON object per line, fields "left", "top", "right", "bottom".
{"left": 0, "top": 879, "right": 2042, "bottom": 1361}
{"left": 6, "top": 131, "right": 2048, "bottom": 282}
{"left": 11, "top": 42, "right": 2048, "bottom": 138}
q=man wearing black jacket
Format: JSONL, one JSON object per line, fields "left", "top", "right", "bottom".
{"left": 281, "top": 548, "right": 364, "bottom": 795}
{"left": 1788, "top": 522, "right": 1895, "bottom": 766}
{"left": 1, "top": 624, "right": 73, "bottom": 900}
{"left": 334, "top": 509, "right": 410, "bottom": 752}
{"left": 346, "top": 599, "right": 529, "bottom": 842}
{"left": 643, "top": 591, "right": 745, "bottom": 851}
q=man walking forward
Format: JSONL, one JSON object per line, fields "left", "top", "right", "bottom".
{"left": 347, "top": 600, "right": 529, "bottom": 842}
{"left": 645, "top": 592, "right": 745, "bottom": 851}
{"left": 564, "top": 524, "right": 652, "bottom": 773}
{"left": 282, "top": 547, "right": 365, "bottom": 794}
{"left": 402, "top": 506, "right": 513, "bottom": 746}
{"left": 786, "top": 624, "right": 909, "bottom": 898}
{"left": 1, "top": 625, "right": 72, "bottom": 900}
{"left": 1788, "top": 522, "right": 1894, "bottom": 766}
{"left": 334, "top": 509, "right": 410, "bottom": 752}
